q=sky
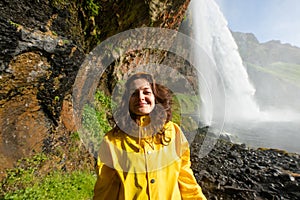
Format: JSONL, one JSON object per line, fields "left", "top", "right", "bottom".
{"left": 215, "top": 0, "right": 300, "bottom": 48}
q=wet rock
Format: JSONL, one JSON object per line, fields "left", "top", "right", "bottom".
{"left": 0, "top": 52, "right": 51, "bottom": 171}
{"left": 284, "top": 182, "right": 300, "bottom": 191}
{"left": 199, "top": 170, "right": 216, "bottom": 183}
{"left": 279, "top": 173, "right": 295, "bottom": 182}
{"left": 0, "top": 19, "right": 20, "bottom": 71}
{"left": 0, "top": 0, "right": 192, "bottom": 182}
{"left": 191, "top": 133, "right": 300, "bottom": 199}
{"left": 16, "top": 28, "right": 59, "bottom": 55}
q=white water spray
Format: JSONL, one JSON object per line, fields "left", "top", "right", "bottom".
{"left": 188, "top": 0, "right": 261, "bottom": 124}
{"left": 183, "top": 0, "right": 300, "bottom": 153}
{"left": 187, "top": 0, "right": 300, "bottom": 123}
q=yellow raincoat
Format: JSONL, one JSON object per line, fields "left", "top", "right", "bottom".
{"left": 93, "top": 119, "right": 206, "bottom": 200}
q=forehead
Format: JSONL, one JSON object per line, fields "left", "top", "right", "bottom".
{"left": 129, "top": 78, "right": 152, "bottom": 90}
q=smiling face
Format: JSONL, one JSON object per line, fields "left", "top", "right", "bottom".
{"left": 128, "top": 78, "right": 155, "bottom": 116}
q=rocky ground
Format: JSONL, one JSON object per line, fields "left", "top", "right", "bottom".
{"left": 191, "top": 129, "right": 300, "bottom": 200}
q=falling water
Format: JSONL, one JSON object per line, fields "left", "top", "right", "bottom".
{"left": 182, "top": 0, "right": 300, "bottom": 153}
{"left": 188, "top": 0, "right": 260, "bottom": 124}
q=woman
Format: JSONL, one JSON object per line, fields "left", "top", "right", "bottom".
{"left": 93, "top": 73, "right": 206, "bottom": 200}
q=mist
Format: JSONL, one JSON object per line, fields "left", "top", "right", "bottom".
{"left": 181, "top": 0, "right": 300, "bottom": 153}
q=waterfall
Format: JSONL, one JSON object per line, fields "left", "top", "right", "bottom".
{"left": 186, "top": 0, "right": 260, "bottom": 125}
{"left": 181, "top": 0, "right": 300, "bottom": 153}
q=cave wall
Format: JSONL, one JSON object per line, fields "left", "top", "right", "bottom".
{"left": 0, "top": 0, "right": 190, "bottom": 173}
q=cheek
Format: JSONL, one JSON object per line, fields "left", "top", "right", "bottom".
{"left": 152, "top": 96, "right": 156, "bottom": 104}
{"left": 150, "top": 96, "right": 156, "bottom": 108}
{"left": 128, "top": 98, "right": 134, "bottom": 109}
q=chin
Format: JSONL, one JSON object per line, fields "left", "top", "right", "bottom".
{"left": 138, "top": 111, "right": 150, "bottom": 115}
{"left": 136, "top": 109, "right": 150, "bottom": 115}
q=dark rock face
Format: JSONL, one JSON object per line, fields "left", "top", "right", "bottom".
{"left": 0, "top": 51, "right": 52, "bottom": 170}
{"left": 0, "top": 18, "right": 85, "bottom": 172}
{"left": 0, "top": 19, "right": 20, "bottom": 71}
{"left": 191, "top": 132, "right": 300, "bottom": 199}
{"left": 0, "top": 0, "right": 190, "bottom": 177}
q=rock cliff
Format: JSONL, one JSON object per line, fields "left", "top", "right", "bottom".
{"left": 0, "top": 0, "right": 190, "bottom": 174}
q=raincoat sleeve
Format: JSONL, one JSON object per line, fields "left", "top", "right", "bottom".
{"left": 174, "top": 124, "right": 207, "bottom": 200}
{"left": 93, "top": 160, "right": 121, "bottom": 200}
{"left": 93, "top": 134, "right": 121, "bottom": 200}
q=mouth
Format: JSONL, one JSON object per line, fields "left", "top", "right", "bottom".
{"left": 136, "top": 102, "right": 150, "bottom": 108}
{"left": 137, "top": 102, "right": 149, "bottom": 107}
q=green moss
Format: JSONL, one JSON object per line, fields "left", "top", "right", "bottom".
{"left": 51, "top": 0, "right": 65, "bottom": 6}
{"left": 1, "top": 153, "right": 48, "bottom": 195}
{"left": 74, "top": 0, "right": 103, "bottom": 48}
{"left": 70, "top": 131, "right": 80, "bottom": 141}
{"left": 54, "top": 96, "right": 60, "bottom": 101}
{"left": 9, "top": 20, "right": 21, "bottom": 28}
{"left": 1, "top": 150, "right": 96, "bottom": 200}
{"left": 172, "top": 93, "right": 200, "bottom": 131}
{"left": 85, "top": 0, "right": 101, "bottom": 16}
{"left": 80, "top": 90, "right": 113, "bottom": 153}
{"left": 3, "top": 170, "right": 96, "bottom": 200}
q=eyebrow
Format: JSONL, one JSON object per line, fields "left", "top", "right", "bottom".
{"left": 129, "top": 87, "right": 151, "bottom": 95}
{"left": 143, "top": 86, "right": 151, "bottom": 90}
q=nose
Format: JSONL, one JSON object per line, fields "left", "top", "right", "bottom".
{"left": 138, "top": 91, "right": 145, "bottom": 100}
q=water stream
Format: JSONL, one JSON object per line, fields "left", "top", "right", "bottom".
{"left": 182, "top": 0, "right": 300, "bottom": 153}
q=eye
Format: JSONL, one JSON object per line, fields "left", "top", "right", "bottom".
{"left": 144, "top": 90, "right": 152, "bottom": 95}
{"left": 129, "top": 90, "right": 138, "bottom": 97}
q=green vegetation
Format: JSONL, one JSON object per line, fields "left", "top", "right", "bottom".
{"left": 78, "top": 0, "right": 102, "bottom": 45}
{"left": 172, "top": 93, "right": 200, "bottom": 132}
{"left": 50, "top": 0, "right": 69, "bottom": 8}
{"left": 3, "top": 170, "right": 96, "bottom": 200}
{"left": 84, "top": 0, "right": 101, "bottom": 16}
{"left": 8, "top": 20, "right": 21, "bottom": 28}
{"left": 1, "top": 153, "right": 95, "bottom": 200}
{"left": 247, "top": 62, "right": 300, "bottom": 87}
{"left": 268, "top": 62, "right": 300, "bottom": 86}
{"left": 54, "top": 95, "right": 60, "bottom": 101}
{"left": 1, "top": 90, "right": 114, "bottom": 199}
{"left": 81, "top": 90, "right": 113, "bottom": 151}
{"left": 52, "top": 0, "right": 101, "bottom": 15}
{"left": 174, "top": 93, "right": 200, "bottom": 114}
{"left": 2, "top": 154, "right": 48, "bottom": 192}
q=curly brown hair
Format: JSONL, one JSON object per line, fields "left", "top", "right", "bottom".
{"left": 113, "top": 73, "right": 173, "bottom": 145}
